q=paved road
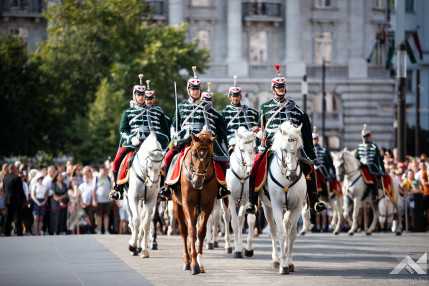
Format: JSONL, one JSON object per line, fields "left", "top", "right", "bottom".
{"left": 1, "top": 232, "right": 428, "bottom": 286}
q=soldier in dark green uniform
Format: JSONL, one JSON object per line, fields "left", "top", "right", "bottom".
{"left": 246, "top": 64, "right": 326, "bottom": 214}
{"left": 312, "top": 127, "right": 336, "bottom": 197}
{"left": 222, "top": 76, "right": 259, "bottom": 152}
{"left": 161, "top": 66, "right": 229, "bottom": 198}
{"left": 355, "top": 124, "right": 385, "bottom": 199}
{"left": 110, "top": 75, "right": 170, "bottom": 200}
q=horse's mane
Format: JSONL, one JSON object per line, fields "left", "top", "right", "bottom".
{"left": 235, "top": 127, "right": 255, "bottom": 148}
{"left": 140, "top": 132, "right": 162, "bottom": 157}
{"left": 272, "top": 121, "right": 303, "bottom": 151}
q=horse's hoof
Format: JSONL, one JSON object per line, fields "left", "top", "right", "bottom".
{"left": 395, "top": 231, "right": 402, "bottom": 236}
{"left": 207, "top": 242, "right": 214, "bottom": 250}
{"left": 288, "top": 264, "right": 295, "bottom": 272}
{"left": 333, "top": 231, "right": 339, "bottom": 235}
{"left": 300, "top": 231, "right": 306, "bottom": 236}
{"left": 191, "top": 264, "right": 201, "bottom": 275}
{"left": 213, "top": 241, "right": 219, "bottom": 248}
{"left": 234, "top": 251, "right": 243, "bottom": 258}
{"left": 140, "top": 250, "right": 150, "bottom": 258}
{"left": 244, "top": 249, "right": 254, "bottom": 257}
{"left": 226, "top": 247, "right": 233, "bottom": 254}
{"left": 280, "top": 266, "right": 290, "bottom": 275}
{"left": 348, "top": 232, "right": 354, "bottom": 236}
{"left": 129, "top": 245, "right": 138, "bottom": 256}
{"left": 151, "top": 243, "right": 158, "bottom": 250}
{"left": 272, "top": 261, "right": 280, "bottom": 269}
{"left": 365, "top": 231, "right": 372, "bottom": 236}
{"left": 200, "top": 265, "right": 206, "bottom": 273}
{"left": 183, "top": 263, "right": 191, "bottom": 271}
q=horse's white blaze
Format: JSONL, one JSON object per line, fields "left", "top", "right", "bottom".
{"left": 224, "top": 127, "right": 256, "bottom": 255}
{"left": 125, "top": 132, "right": 164, "bottom": 256}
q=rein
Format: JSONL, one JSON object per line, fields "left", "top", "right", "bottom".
{"left": 132, "top": 149, "right": 163, "bottom": 200}
{"left": 230, "top": 147, "right": 252, "bottom": 207}
{"left": 183, "top": 149, "right": 215, "bottom": 186}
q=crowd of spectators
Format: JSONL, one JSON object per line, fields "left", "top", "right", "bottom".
{"left": 0, "top": 160, "right": 130, "bottom": 236}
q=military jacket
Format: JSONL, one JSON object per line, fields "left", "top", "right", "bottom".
{"left": 314, "top": 143, "right": 336, "bottom": 181}
{"left": 355, "top": 141, "right": 385, "bottom": 176}
{"left": 222, "top": 104, "right": 259, "bottom": 146}
{"left": 119, "top": 105, "right": 170, "bottom": 150}
{"left": 260, "top": 98, "right": 315, "bottom": 160}
{"left": 173, "top": 98, "right": 228, "bottom": 160}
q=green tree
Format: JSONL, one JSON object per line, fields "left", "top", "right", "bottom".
{"left": 35, "top": 0, "right": 209, "bottom": 161}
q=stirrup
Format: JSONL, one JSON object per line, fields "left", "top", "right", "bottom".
{"left": 314, "top": 202, "right": 327, "bottom": 213}
{"left": 245, "top": 202, "right": 256, "bottom": 214}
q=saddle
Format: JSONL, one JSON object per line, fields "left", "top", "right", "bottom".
{"left": 165, "top": 147, "right": 226, "bottom": 187}
{"left": 361, "top": 166, "right": 394, "bottom": 201}
{"left": 251, "top": 150, "right": 270, "bottom": 192}
{"left": 117, "top": 151, "right": 136, "bottom": 185}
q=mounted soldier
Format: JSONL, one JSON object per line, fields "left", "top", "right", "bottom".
{"left": 355, "top": 124, "right": 385, "bottom": 199}
{"left": 312, "top": 127, "right": 340, "bottom": 198}
{"left": 110, "top": 75, "right": 170, "bottom": 200}
{"left": 245, "top": 64, "right": 326, "bottom": 214}
{"left": 161, "top": 66, "right": 229, "bottom": 199}
{"left": 222, "top": 75, "right": 259, "bottom": 153}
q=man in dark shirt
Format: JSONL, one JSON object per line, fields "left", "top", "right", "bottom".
{"left": 3, "top": 164, "right": 26, "bottom": 236}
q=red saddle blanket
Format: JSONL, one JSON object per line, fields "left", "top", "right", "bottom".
{"left": 117, "top": 151, "right": 135, "bottom": 185}
{"left": 382, "top": 175, "right": 395, "bottom": 201}
{"left": 165, "top": 147, "right": 226, "bottom": 186}
{"left": 251, "top": 151, "right": 270, "bottom": 192}
{"left": 330, "top": 180, "right": 343, "bottom": 197}
{"left": 316, "top": 169, "right": 342, "bottom": 196}
{"left": 315, "top": 169, "right": 326, "bottom": 192}
{"left": 361, "top": 166, "right": 375, "bottom": 184}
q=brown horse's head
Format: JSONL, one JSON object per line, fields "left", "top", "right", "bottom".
{"left": 188, "top": 130, "right": 215, "bottom": 190}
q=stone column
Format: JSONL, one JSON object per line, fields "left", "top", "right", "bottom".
{"left": 285, "top": 0, "right": 306, "bottom": 77}
{"left": 348, "top": 0, "right": 367, "bottom": 78}
{"left": 168, "top": 0, "right": 184, "bottom": 26}
{"left": 227, "top": 0, "right": 248, "bottom": 77}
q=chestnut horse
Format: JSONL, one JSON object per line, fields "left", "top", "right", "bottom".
{"left": 172, "top": 130, "right": 219, "bottom": 275}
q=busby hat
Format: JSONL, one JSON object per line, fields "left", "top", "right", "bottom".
{"left": 144, "top": 80, "right": 155, "bottom": 98}
{"left": 202, "top": 82, "right": 213, "bottom": 102}
{"left": 361, "top": 124, "right": 371, "bottom": 137}
{"left": 132, "top": 74, "right": 146, "bottom": 101}
{"left": 271, "top": 64, "right": 287, "bottom": 89}
{"left": 228, "top": 75, "right": 242, "bottom": 96}
{"left": 312, "top": 126, "right": 319, "bottom": 139}
{"left": 187, "top": 66, "right": 201, "bottom": 90}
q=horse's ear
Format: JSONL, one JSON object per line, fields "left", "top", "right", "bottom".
{"left": 192, "top": 134, "right": 199, "bottom": 143}
{"left": 297, "top": 123, "right": 303, "bottom": 131}
{"left": 210, "top": 134, "right": 216, "bottom": 142}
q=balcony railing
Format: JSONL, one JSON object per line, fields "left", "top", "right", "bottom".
{"left": 242, "top": 2, "right": 283, "bottom": 22}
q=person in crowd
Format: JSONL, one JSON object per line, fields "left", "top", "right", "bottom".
{"left": 117, "top": 199, "right": 129, "bottom": 234}
{"left": 42, "top": 165, "right": 57, "bottom": 235}
{"left": 30, "top": 172, "right": 48, "bottom": 235}
{"left": 0, "top": 163, "right": 9, "bottom": 234}
{"left": 79, "top": 166, "right": 97, "bottom": 233}
{"left": 68, "top": 177, "right": 83, "bottom": 235}
{"left": 19, "top": 166, "right": 33, "bottom": 235}
{"left": 51, "top": 172, "right": 68, "bottom": 235}
{"left": 95, "top": 166, "right": 112, "bottom": 234}
{"left": 3, "top": 164, "right": 26, "bottom": 236}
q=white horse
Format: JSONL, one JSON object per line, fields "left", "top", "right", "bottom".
{"left": 332, "top": 149, "right": 402, "bottom": 235}
{"left": 261, "top": 121, "right": 307, "bottom": 275}
{"left": 124, "top": 132, "right": 164, "bottom": 258}
{"left": 224, "top": 127, "right": 257, "bottom": 258}
{"left": 378, "top": 175, "right": 404, "bottom": 233}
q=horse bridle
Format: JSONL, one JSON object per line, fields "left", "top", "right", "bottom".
{"left": 337, "top": 154, "right": 361, "bottom": 188}
{"left": 275, "top": 148, "right": 300, "bottom": 179}
{"left": 133, "top": 149, "right": 163, "bottom": 185}
{"left": 184, "top": 147, "right": 214, "bottom": 185}
{"left": 231, "top": 145, "right": 252, "bottom": 207}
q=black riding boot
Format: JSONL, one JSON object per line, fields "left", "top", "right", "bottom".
{"left": 109, "top": 171, "right": 123, "bottom": 200}
{"left": 305, "top": 168, "right": 326, "bottom": 213}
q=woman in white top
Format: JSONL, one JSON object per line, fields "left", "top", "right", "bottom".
{"left": 31, "top": 173, "right": 48, "bottom": 235}
{"left": 78, "top": 166, "right": 97, "bottom": 233}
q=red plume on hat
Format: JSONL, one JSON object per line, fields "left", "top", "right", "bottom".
{"left": 274, "top": 64, "right": 281, "bottom": 76}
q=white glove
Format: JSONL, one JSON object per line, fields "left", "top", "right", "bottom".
{"left": 131, "top": 136, "right": 140, "bottom": 146}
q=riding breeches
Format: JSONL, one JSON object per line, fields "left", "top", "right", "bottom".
{"left": 112, "top": 147, "right": 133, "bottom": 173}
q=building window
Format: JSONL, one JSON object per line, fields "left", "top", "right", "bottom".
{"left": 191, "top": 0, "right": 210, "bottom": 7}
{"left": 314, "top": 0, "right": 332, "bottom": 9}
{"left": 405, "top": 0, "right": 414, "bottom": 13}
{"left": 374, "top": 0, "right": 385, "bottom": 9}
{"left": 249, "top": 31, "right": 268, "bottom": 64}
{"left": 10, "top": 0, "right": 28, "bottom": 10}
{"left": 314, "top": 32, "right": 332, "bottom": 64}
{"left": 195, "top": 30, "right": 210, "bottom": 50}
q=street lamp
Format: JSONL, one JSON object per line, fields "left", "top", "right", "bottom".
{"left": 301, "top": 75, "right": 308, "bottom": 114}
{"left": 396, "top": 43, "right": 407, "bottom": 162}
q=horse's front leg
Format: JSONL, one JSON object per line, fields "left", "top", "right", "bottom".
{"left": 348, "top": 198, "right": 361, "bottom": 235}
{"left": 367, "top": 199, "right": 378, "bottom": 235}
{"left": 221, "top": 197, "right": 232, "bottom": 253}
{"left": 183, "top": 203, "right": 199, "bottom": 275}
{"left": 333, "top": 197, "right": 343, "bottom": 235}
{"left": 245, "top": 212, "right": 256, "bottom": 257}
{"left": 284, "top": 208, "right": 300, "bottom": 274}
{"left": 140, "top": 201, "right": 156, "bottom": 258}
{"left": 299, "top": 206, "right": 312, "bottom": 235}
{"left": 127, "top": 195, "right": 140, "bottom": 255}
{"left": 261, "top": 194, "right": 280, "bottom": 268}
{"left": 197, "top": 205, "right": 215, "bottom": 274}
{"left": 272, "top": 205, "right": 286, "bottom": 274}
{"left": 228, "top": 196, "right": 242, "bottom": 257}
{"left": 173, "top": 199, "right": 190, "bottom": 271}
